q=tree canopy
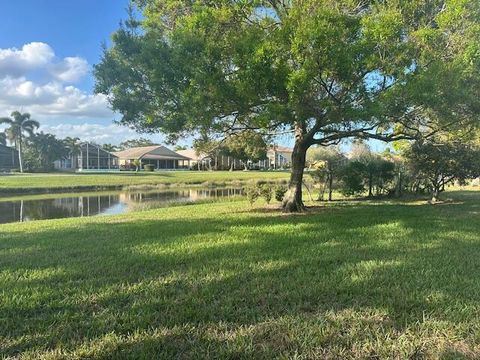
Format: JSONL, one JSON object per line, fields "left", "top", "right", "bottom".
{"left": 95, "top": 0, "right": 480, "bottom": 211}
{"left": 223, "top": 130, "right": 267, "bottom": 169}
{"left": 405, "top": 136, "right": 480, "bottom": 201}
{"left": 119, "top": 138, "right": 158, "bottom": 150}
{"left": 24, "top": 132, "right": 68, "bottom": 172}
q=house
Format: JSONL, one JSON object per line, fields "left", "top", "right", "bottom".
{"left": 54, "top": 142, "right": 119, "bottom": 171}
{"left": 176, "top": 149, "right": 262, "bottom": 170}
{"left": 0, "top": 144, "right": 19, "bottom": 171}
{"left": 114, "top": 145, "right": 191, "bottom": 170}
{"left": 267, "top": 145, "right": 293, "bottom": 169}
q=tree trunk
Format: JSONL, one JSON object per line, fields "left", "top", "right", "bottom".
{"left": 431, "top": 178, "right": 442, "bottom": 202}
{"left": 395, "top": 170, "right": 402, "bottom": 197}
{"left": 18, "top": 135, "right": 23, "bottom": 173}
{"left": 328, "top": 172, "right": 333, "bottom": 201}
{"left": 368, "top": 173, "right": 373, "bottom": 197}
{"left": 282, "top": 141, "right": 307, "bottom": 212}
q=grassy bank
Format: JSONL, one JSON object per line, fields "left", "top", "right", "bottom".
{"left": 1, "top": 190, "right": 479, "bottom": 358}
{"left": 0, "top": 171, "right": 289, "bottom": 194}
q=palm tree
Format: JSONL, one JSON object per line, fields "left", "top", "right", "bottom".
{"left": 63, "top": 137, "right": 82, "bottom": 169}
{"left": 0, "top": 111, "right": 39, "bottom": 172}
{"left": 102, "top": 143, "right": 119, "bottom": 152}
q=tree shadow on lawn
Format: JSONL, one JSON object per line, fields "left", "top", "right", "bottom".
{"left": 1, "top": 194, "right": 480, "bottom": 357}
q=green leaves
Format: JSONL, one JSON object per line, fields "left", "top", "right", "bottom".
{"left": 96, "top": 0, "right": 480, "bottom": 155}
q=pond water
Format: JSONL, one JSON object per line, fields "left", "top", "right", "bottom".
{"left": 0, "top": 188, "right": 244, "bottom": 224}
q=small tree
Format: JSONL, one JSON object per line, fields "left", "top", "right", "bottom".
{"left": 405, "top": 139, "right": 480, "bottom": 202}
{"left": 259, "top": 184, "right": 273, "bottom": 204}
{"left": 223, "top": 131, "right": 267, "bottom": 171}
{"left": 339, "top": 161, "right": 367, "bottom": 196}
{"left": 274, "top": 185, "right": 288, "bottom": 202}
{"left": 349, "top": 142, "right": 395, "bottom": 197}
{"left": 192, "top": 136, "right": 218, "bottom": 171}
{"left": 132, "top": 159, "right": 142, "bottom": 172}
{"left": 244, "top": 183, "right": 260, "bottom": 206}
{"left": 307, "top": 146, "right": 345, "bottom": 201}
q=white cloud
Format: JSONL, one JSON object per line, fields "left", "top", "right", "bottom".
{"left": 0, "top": 76, "right": 112, "bottom": 118}
{"left": 49, "top": 57, "right": 89, "bottom": 82}
{"left": 0, "top": 42, "right": 114, "bottom": 119}
{"left": 40, "top": 123, "right": 140, "bottom": 145}
{"left": 0, "top": 42, "right": 54, "bottom": 78}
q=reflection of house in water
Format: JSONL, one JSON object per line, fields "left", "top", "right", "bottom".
{"left": 52, "top": 195, "right": 121, "bottom": 217}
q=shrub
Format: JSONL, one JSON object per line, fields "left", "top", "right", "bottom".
{"left": 260, "top": 184, "right": 272, "bottom": 204}
{"left": 143, "top": 164, "right": 155, "bottom": 172}
{"left": 274, "top": 185, "right": 288, "bottom": 202}
{"left": 244, "top": 183, "right": 260, "bottom": 206}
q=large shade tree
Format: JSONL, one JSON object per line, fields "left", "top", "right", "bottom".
{"left": 95, "top": 0, "right": 480, "bottom": 211}
{"left": 0, "top": 111, "right": 39, "bottom": 173}
{"left": 0, "top": 132, "right": 6, "bottom": 146}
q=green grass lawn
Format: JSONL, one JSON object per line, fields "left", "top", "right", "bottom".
{"left": 1, "top": 190, "right": 480, "bottom": 359}
{"left": 0, "top": 171, "right": 289, "bottom": 193}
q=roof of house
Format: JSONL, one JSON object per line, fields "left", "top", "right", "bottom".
{"left": 175, "top": 149, "right": 208, "bottom": 161}
{"left": 114, "top": 145, "right": 191, "bottom": 160}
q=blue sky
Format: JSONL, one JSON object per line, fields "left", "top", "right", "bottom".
{"left": 0, "top": 0, "right": 165, "bottom": 145}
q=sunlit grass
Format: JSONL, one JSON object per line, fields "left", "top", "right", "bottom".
{"left": 0, "top": 170, "right": 289, "bottom": 193}
{"left": 0, "top": 189, "right": 479, "bottom": 358}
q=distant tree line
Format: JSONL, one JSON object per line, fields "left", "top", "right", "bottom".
{"left": 0, "top": 111, "right": 164, "bottom": 172}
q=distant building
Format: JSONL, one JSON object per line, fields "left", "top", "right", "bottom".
{"left": 176, "top": 149, "right": 268, "bottom": 170}
{"left": 0, "top": 144, "right": 19, "bottom": 171}
{"left": 267, "top": 145, "right": 293, "bottom": 169}
{"left": 114, "top": 145, "right": 191, "bottom": 170}
{"left": 54, "top": 143, "right": 119, "bottom": 171}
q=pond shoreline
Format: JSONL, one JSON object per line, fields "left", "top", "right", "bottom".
{"left": 0, "top": 186, "right": 248, "bottom": 224}
{"left": 0, "top": 179, "right": 287, "bottom": 197}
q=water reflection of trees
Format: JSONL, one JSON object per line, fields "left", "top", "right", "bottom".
{"left": 122, "top": 188, "right": 243, "bottom": 203}
{"left": 0, "top": 188, "right": 244, "bottom": 224}
{"left": 0, "top": 195, "right": 121, "bottom": 223}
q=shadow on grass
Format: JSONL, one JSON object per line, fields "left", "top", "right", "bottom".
{"left": 1, "top": 191, "right": 479, "bottom": 358}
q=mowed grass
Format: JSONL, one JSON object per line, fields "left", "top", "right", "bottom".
{"left": 1, "top": 190, "right": 480, "bottom": 359}
{"left": 0, "top": 171, "right": 289, "bottom": 193}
